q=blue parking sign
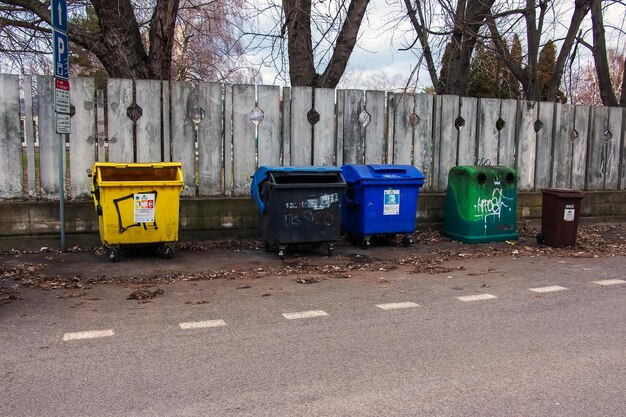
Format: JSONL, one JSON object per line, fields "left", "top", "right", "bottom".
{"left": 53, "top": 30, "right": 69, "bottom": 80}
{"left": 52, "top": 0, "right": 68, "bottom": 32}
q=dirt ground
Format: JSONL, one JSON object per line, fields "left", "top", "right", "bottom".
{"left": 1, "top": 222, "right": 625, "bottom": 305}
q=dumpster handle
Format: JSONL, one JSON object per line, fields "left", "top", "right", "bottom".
{"left": 113, "top": 190, "right": 159, "bottom": 234}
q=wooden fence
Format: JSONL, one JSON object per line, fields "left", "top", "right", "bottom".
{"left": 0, "top": 74, "right": 625, "bottom": 200}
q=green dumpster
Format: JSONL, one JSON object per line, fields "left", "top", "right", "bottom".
{"left": 442, "top": 166, "right": 518, "bottom": 243}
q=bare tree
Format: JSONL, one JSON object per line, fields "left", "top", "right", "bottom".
{"left": 281, "top": 0, "right": 370, "bottom": 87}
{"left": 0, "top": 0, "right": 253, "bottom": 82}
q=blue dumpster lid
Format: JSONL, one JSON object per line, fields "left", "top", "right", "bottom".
{"left": 251, "top": 166, "right": 343, "bottom": 214}
{"left": 341, "top": 164, "right": 425, "bottom": 184}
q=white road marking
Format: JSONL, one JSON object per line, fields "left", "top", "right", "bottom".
{"left": 282, "top": 310, "right": 329, "bottom": 320}
{"left": 376, "top": 302, "right": 419, "bottom": 310}
{"left": 457, "top": 294, "right": 497, "bottom": 302}
{"left": 529, "top": 285, "right": 567, "bottom": 293}
{"left": 593, "top": 279, "right": 626, "bottom": 286}
{"left": 179, "top": 320, "right": 226, "bottom": 330}
{"left": 62, "top": 329, "right": 114, "bottom": 341}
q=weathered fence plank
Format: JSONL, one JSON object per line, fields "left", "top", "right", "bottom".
{"left": 364, "top": 90, "right": 386, "bottom": 165}
{"left": 69, "top": 77, "right": 96, "bottom": 198}
{"left": 552, "top": 103, "right": 574, "bottom": 189}
{"left": 516, "top": 101, "right": 538, "bottom": 191}
{"left": 198, "top": 83, "right": 223, "bottom": 196}
{"left": 335, "top": 89, "right": 345, "bottom": 166}
{"left": 313, "top": 88, "right": 335, "bottom": 166}
{"left": 291, "top": 87, "right": 313, "bottom": 165}
{"left": 232, "top": 84, "right": 256, "bottom": 196}
{"left": 258, "top": 85, "right": 281, "bottom": 167}
{"left": 162, "top": 81, "right": 171, "bottom": 162}
{"left": 23, "top": 76, "right": 37, "bottom": 197}
{"left": 38, "top": 75, "right": 61, "bottom": 199}
{"left": 393, "top": 92, "right": 414, "bottom": 165}
{"left": 413, "top": 93, "right": 434, "bottom": 190}
{"left": 621, "top": 109, "right": 626, "bottom": 190}
{"left": 282, "top": 87, "right": 291, "bottom": 166}
{"left": 605, "top": 107, "right": 623, "bottom": 190}
{"left": 385, "top": 92, "right": 394, "bottom": 164}
{"left": 534, "top": 102, "right": 555, "bottom": 190}
{"left": 342, "top": 89, "right": 364, "bottom": 165}
{"left": 498, "top": 99, "right": 517, "bottom": 166}
{"left": 477, "top": 98, "right": 500, "bottom": 164}
{"left": 0, "top": 74, "right": 23, "bottom": 199}
{"left": 436, "top": 95, "right": 460, "bottom": 191}
{"left": 224, "top": 85, "right": 234, "bottom": 195}
{"left": 457, "top": 96, "right": 477, "bottom": 166}
{"left": 171, "top": 82, "right": 197, "bottom": 197}
{"left": 587, "top": 106, "right": 609, "bottom": 190}
{"left": 135, "top": 79, "right": 162, "bottom": 163}
{"left": 571, "top": 106, "right": 590, "bottom": 190}
{"left": 107, "top": 79, "right": 134, "bottom": 162}
{"left": 96, "top": 90, "right": 106, "bottom": 162}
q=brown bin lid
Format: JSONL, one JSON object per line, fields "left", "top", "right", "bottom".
{"left": 541, "top": 188, "right": 585, "bottom": 198}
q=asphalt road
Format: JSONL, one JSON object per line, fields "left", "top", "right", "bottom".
{"left": 2, "top": 254, "right": 626, "bottom": 416}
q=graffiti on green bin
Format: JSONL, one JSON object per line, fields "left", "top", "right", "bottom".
{"left": 473, "top": 175, "right": 514, "bottom": 234}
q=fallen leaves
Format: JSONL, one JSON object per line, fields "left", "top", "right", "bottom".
{"left": 127, "top": 288, "right": 163, "bottom": 301}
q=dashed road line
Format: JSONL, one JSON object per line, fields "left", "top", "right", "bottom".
{"left": 593, "top": 279, "right": 626, "bottom": 286}
{"left": 282, "top": 310, "right": 329, "bottom": 320}
{"left": 179, "top": 320, "right": 226, "bottom": 330}
{"left": 376, "top": 302, "right": 419, "bottom": 310}
{"left": 63, "top": 329, "right": 114, "bottom": 341}
{"left": 457, "top": 294, "right": 497, "bottom": 302}
{"left": 529, "top": 285, "right": 567, "bottom": 293}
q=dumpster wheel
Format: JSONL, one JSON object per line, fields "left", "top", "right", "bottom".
{"left": 536, "top": 233, "right": 545, "bottom": 244}
{"left": 108, "top": 250, "right": 119, "bottom": 263}
{"left": 327, "top": 243, "right": 334, "bottom": 257}
{"left": 402, "top": 235, "right": 412, "bottom": 247}
{"left": 361, "top": 237, "right": 371, "bottom": 250}
{"left": 278, "top": 246, "right": 287, "bottom": 260}
{"left": 163, "top": 246, "right": 175, "bottom": 259}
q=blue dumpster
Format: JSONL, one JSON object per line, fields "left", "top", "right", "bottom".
{"left": 251, "top": 166, "right": 346, "bottom": 259}
{"left": 341, "top": 164, "right": 425, "bottom": 248}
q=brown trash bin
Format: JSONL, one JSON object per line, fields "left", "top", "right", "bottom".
{"left": 537, "top": 188, "right": 585, "bottom": 247}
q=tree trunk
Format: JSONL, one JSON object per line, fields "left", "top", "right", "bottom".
{"left": 403, "top": 0, "right": 439, "bottom": 89}
{"left": 283, "top": 0, "right": 316, "bottom": 86}
{"left": 90, "top": 0, "right": 154, "bottom": 79}
{"left": 546, "top": 0, "right": 590, "bottom": 101}
{"left": 590, "top": 0, "right": 619, "bottom": 106}
{"left": 284, "top": 0, "right": 370, "bottom": 88}
{"left": 440, "top": 0, "right": 495, "bottom": 95}
{"left": 148, "top": 0, "right": 181, "bottom": 80}
{"left": 318, "top": 0, "right": 369, "bottom": 88}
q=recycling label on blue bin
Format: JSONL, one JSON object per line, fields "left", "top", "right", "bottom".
{"left": 383, "top": 189, "right": 400, "bottom": 215}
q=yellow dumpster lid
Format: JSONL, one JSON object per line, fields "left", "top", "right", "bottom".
{"left": 92, "top": 162, "right": 183, "bottom": 187}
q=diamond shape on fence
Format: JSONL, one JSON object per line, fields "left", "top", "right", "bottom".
{"left": 534, "top": 120, "right": 543, "bottom": 132}
{"left": 126, "top": 103, "right": 143, "bottom": 122}
{"left": 359, "top": 110, "right": 371, "bottom": 128}
{"left": 249, "top": 106, "right": 265, "bottom": 126}
{"left": 307, "top": 108, "right": 320, "bottom": 125}
{"left": 409, "top": 113, "right": 420, "bottom": 127}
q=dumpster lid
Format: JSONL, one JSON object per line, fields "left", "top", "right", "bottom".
{"left": 341, "top": 164, "right": 425, "bottom": 183}
{"left": 251, "top": 166, "right": 344, "bottom": 214}
{"left": 541, "top": 188, "right": 585, "bottom": 198}
{"left": 252, "top": 166, "right": 342, "bottom": 186}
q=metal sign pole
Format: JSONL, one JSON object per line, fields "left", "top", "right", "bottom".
{"left": 58, "top": 133, "right": 66, "bottom": 251}
{"left": 52, "top": 0, "right": 69, "bottom": 252}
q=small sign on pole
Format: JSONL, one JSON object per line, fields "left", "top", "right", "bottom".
{"left": 55, "top": 78, "right": 70, "bottom": 114}
{"left": 53, "top": 30, "right": 69, "bottom": 80}
{"left": 56, "top": 113, "right": 71, "bottom": 134}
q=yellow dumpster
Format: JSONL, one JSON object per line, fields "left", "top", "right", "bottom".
{"left": 90, "top": 162, "right": 184, "bottom": 262}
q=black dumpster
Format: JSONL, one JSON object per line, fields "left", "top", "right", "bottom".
{"left": 251, "top": 166, "right": 346, "bottom": 259}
